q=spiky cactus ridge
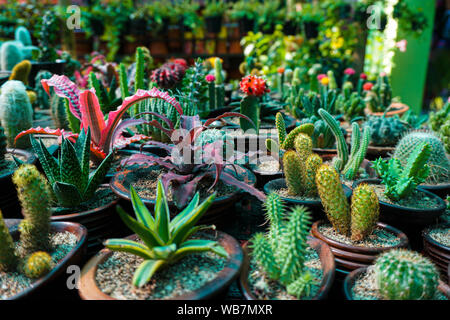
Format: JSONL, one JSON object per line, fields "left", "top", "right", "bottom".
{"left": 375, "top": 249, "right": 439, "bottom": 300}
{"left": 315, "top": 164, "right": 350, "bottom": 235}
{"left": 350, "top": 184, "right": 379, "bottom": 241}
{"left": 13, "top": 164, "right": 52, "bottom": 253}
{"left": 0, "top": 210, "right": 19, "bottom": 272}
{"left": 151, "top": 62, "right": 186, "bottom": 89}
{"left": 22, "top": 251, "right": 53, "bottom": 279}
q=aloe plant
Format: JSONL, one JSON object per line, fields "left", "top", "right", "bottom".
{"left": 29, "top": 128, "right": 112, "bottom": 208}
{"left": 105, "top": 181, "right": 228, "bottom": 287}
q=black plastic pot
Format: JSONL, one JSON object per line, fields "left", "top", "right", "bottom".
{"left": 125, "top": 142, "right": 170, "bottom": 158}
{"left": 304, "top": 21, "right": 320, "bottom": 39}
{"left": 238, "top": 17, "right": 255, "bottom": 35}
{"left": 283, "top": 20, "right": 298, "bottom": 35}
{"left": 205, "top": 15, "right": 223, "bottom": 34}
{"left": 264, "top": 178, "right": 353, "bottom": 221}
{"left": 353, "top": 179, "right": 446, "bottom": 250}
{"left": 419, "top": 183, "right": 450, "bottom": 200}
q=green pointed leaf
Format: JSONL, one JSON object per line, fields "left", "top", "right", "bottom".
{"left": 83, "top": 152, "right": 113, "bottom": 200}
{"left": 152, "top": 243, "right": 177, "bottom": 260}
{"left": 74, "top": 128, "right": 91, "bottom": 184}
{"left": 155, "top": 180, "right": 170, "bottom": 244}
{"left": 30, "top": 135, "right": 60, "bottom": 185}
{"left": 60, "top": 138, "right": 82, "bottom": 190}
{"left": 169, "top": 192, "right": 200, "bottom": 232}
{"left": 116, "top": 206, "right": 164, "bottom": 248}
{"left": 173, "top": 239, "right": 228, "bottom": 260}
{"left": 53, "top": 181, "right": 83, "bottom": 207}
{"left": 130, "top": 185, "right": 155, "bottom": 230}
{"left": 104, "top": 239, "right": 155, "bottom": 259}
{"left": 133, "top": 260, "right": 165, "bottom": 287}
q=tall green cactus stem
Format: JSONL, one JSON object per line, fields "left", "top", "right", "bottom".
{"left": 0, "top": 80, "right": 33, "bottom": 148}
{"left": 350, "top": 184, "right": 379, "bottom": 241}
{"left": 286, "top": 272, "right": 315, "bottom": 299}
{"left": 318, "top": 108, "right": 348, "bottom": 171}
{"left": 118, "top": 63, "right": 130, "bottom": 101}
{"left": 0, "top": 41, "right": 24, "bottom": 71}
{"left": 208, "top": 80, "right": 216, "bottom": 110}
{"left": 275, "top": 112, "right": 286, "bottom": 146}
{"left": 240, "top": 95, "right": 260, "bottom": 133}
{"left": 23, "top": 251, "right": 53, "bottom": 279}
{"left": 342, "top": 124, "right": 370, "bottom": 180}
{"left": 375, "top": 249, "right": 439, "bottom": 300}
{"left": 214, "top": 59, "right": 225, "bottom": 109}
{"left": 294, "top": 133, "right": 313, "bottom": 161}
{"left": 304, "top": 154, "right": 323, "bottom": 197}
{"left": 250, "top": 233, "right": 280, "bottom": 279}
{"left": 0, "top": 210, "right": 19, "bottom": 272}
{"left": 283, "top": 150, "right": 304, "bottom": 195}
{"left": 15, "top": 26, "right": 32, "bottom": 46}
{"left": 292, "top": 67, "right": 301, "bottom": 87}
{"left": 316, "top": 164, "right": 350, "bottom": 235}
{"left": 279, "top": 207, "right": 311, "bottom": 285}
{"left": 264, "top": 193, "right": 285, "bottom": 252}
{"left": 50, "top": 92, "right": 69, "bottom": 130}
{"left": 134, "top": 47, "right": 145, "bottom": 92}
{"left": 280, "top": 123, "right": 314, "bottom": 150}
{"left": 327, "top": 70, "right": 337, "bottom": 90}
{"left": 13, "top": 165, "right": 52, "bottom": 253}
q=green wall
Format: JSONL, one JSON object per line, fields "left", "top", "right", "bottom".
{"left": 390, "top": 0, "right": 436, "bottom": 114}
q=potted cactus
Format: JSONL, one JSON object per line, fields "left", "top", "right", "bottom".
{"left": 0, "top": 164, "right": 87, "bottom": 300}
{"left": 78, "top": 181, "right": 243, "bottom": 300}
{"left": 358, "top": 142, "right": 447, "bottom": 249}
{"left": 238, "top": 193, "right": 335, "bottom": 300}
{"left": 311, "top": 164, "right": 409, "bottom": 277}
{"left": 344, "top": 249, "right": 450, "bottom": 300}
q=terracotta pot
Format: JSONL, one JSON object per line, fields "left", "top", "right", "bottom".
{"left": 238, "top": 236, "right": 335, "bottom": 300}
{"left": 78, "top": 230, "right": 243, "bottom": 300}
{"left": 367, "top": 103, "right": 409, "bottom": 118}
{"left": 50, "top": 185, "right": 121, "bottom": 257}
{"left": 4, "top": 220, "right": 87, "bottom": 300}
{"left": 264, "top": 178, "right": 352, "bottom": 221}
{"left": 343, "top": 267, "right": 450, "bottom": 300}
{"left": 422, "top": 224, "right": 450, "bottom": 283}
{"left": 0, "top": 149, "right": 36, "bottom": 219}
{"left": 110, "top": 165, "right": 257, "bottom": 227}
{"left": 311, "top": 220, "right": 409, "bottom": 275}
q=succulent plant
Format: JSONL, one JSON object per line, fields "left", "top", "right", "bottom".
{"left": 13, "top": 164, "right": 52, "bottom": 254}
{"left": 0, "top": 210, "right": 19, "bottom": 272}
{"left": 34, "top": 70, "right": 53, "bottom": 109}
{"left": 151, "top": 62, "right": 186, "bottom": 90}
{"left": 0, "top": 41, "right": 23, "bottom": 71}
{"left": 316, "top": 164, "right": 379, "bottom": 240}
{"left": 0, "top": 80, "right": 33, "bottom": 149}
{"left": 22, "top": 251, "right": 53, "bottom": 279}
{"left": 239, "top": 75, "right": 270, "bottom": 133}
{"left": 15, "top": 26, "right": 32, "bottom": 46}
{"left": 105, "top": 181, "right": 227, "bottom": 287}
{"left": 364, "top": 115, "right": 409, "bottom": 147}
{"left": 375, "top": 249, "right": 439, "bottom": 300}
{"left": 30, "top": 128, "right": 113, "bottom": 208}
{"left": 213, "top": 58, "right": 225, "bottom": 109}
{"left": 373, "top": 142, "right": 431, "bottom": 201}
{"left": 50, "top": 92, "right": 70, "bottom": 130}
{"left": 250, "top": 194, "right": 316, "bottom": 299}
{"left": 8, "top": 60, "right": 31, "bottom": 85}
{"left": 365, "top": 75, "right": 392, "bottom": 113}
{"left": 180, "top": 59, "right": 209, "bottom": 115}
{"left": 393, "top": 130, "right": 449, "bottom": 184}
{"left": 429, "top": 100, "right": 450, "bottom": 153}
{"left": 335, "top": 83, "right": 365, "bottom": 121}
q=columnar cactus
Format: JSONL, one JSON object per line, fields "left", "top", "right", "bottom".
{"left": 12, "top": 164, "right": 52, "bottom": 253}
{"left": 50, "top": 92, "right": 69, "bottom": 130}
{"left": 34, "top": 70, "right": 53, "bottom": 109}
{"left": 0, "top": 41, "right": 23, "bottom": 71}
{"left": 283, "top": 150, "right": 304, "bottom": 195}
{"left": 294, "top": 133, "right": 313, "bottom": 161}
{"left": 15, "top": 26, "right": 32, "bottom": 46}
{"left": 0, "top": 80, "right": 33, "bottom": 148}
{"left": 315, "top": 164, "right": 350, "bottom": 235}
{"left": 375, "top": 249, "right": 439, "bottom": 300}
{"left": 214, "top": 59, "right": 225, "bottom": 109}
{"left": 304, "top": 154, "right": 323, "bottom": 197}
{"left": 239, "top": 75, "right": 270, "bottom": 133}
{"left": 264, "top": 193, "right": 285, "bottom": 251}
{"left": 0, "top": 210, "right": 19, "bottom": 272}
{"left": 22, "top": 251, "right": 53, "bottom": 279}
{"left": 350, "top": 184, "right": 379, "bottom": 241}
{"left": 8, "top": 60, "right": 31, "bottom": 85}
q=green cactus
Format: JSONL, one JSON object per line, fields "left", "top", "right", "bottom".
{"left": 13, "top": 164, "right": 52, "bottom": 253}
{"left": 34, "top": 70, "right": 53, "bottom": 109}
{"left": 373, "top": 142, "right": 431, "bottom": 201}
{"left": 393, "top": 130, "right": 449, "bottom": 184}
{"left": 336, "top": 84, "right": 365, "bottom": 121}
{"left": 366, "top": 75, "right": 392, "bottom": 113}
{"left": 9, "top": 60, "right": 31, "bottom": 85}
{"left": 240, "top": 95, "right": 260, "bottom": 133}
{"left": 342, "top": 123, "right": 371, "bottom": 180}
{"left": 50, "top": 92, "right": 69, "bottom": 130}
{"left": 15, "top": 26, "right": 32, "bottom": 46}
{"left": 315, "top": 164, "right": 350, "bottom": 235}
{"left": 275, "top": 112, "right": 286, "bottom": 146}
{"left": 250, "top": 196, "right": 315, "bottom": 299}
{"left": 181, "top": 59, "right": 209, "bottom": 115}
{"left": 22, "top": 251, "right": 53, "bottom": 279}
{"left": 327, "top": 70, "right": 337, "bottom": 90}
{"left": 0, "top": 80, "right": 33, "bottom": 149}
{"left": 364, "top": 115, "right": 409, "bottom": 147}
{"left": 214, "top": 59, "right": 225, "bottom": 109}
{"left": 441, "top": 122, "right": 450, "bottom": 153}
{"left": 283, "top": 150, "right": 304, "bottom": 195}
{"left": 375, "top": 249, "right": 439, "bottom": 300}
{"left": 294, "top": 133, "right": 313, "bottom": 161}
{"left": 0, "top": 210, "right": 19, "bottom": 272}
{"left": 279, "top": 122, "right": 314, "bottom": 150}
{"left": 304, "top": 153, "right": 323, "bottom": 197}
{"left": 0, "top": 41, "right": 24, "bottom": 71}
{"left": 350, "top": 184, "right": 379, "bottom": 241}
{"left": 37, "top": 11, "right": 58, "bottom": 63}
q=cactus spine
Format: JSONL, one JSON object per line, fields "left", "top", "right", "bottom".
{"left": 13, "top": 165, "right": 52, "bottom": 254}
{"left": 0, "top": 210, "right": 19, "bottom": 272}
{"left": 375, "top": 249, "right": 439, "bottom": 300}
{"left": 23, "top": 251, "right": 53, "bottom": 279}
{"left": 350, "top": 184, "right": 379, "bottom": 241}
{"left": 0, "top": 80, "right": 33, "bottom": 148}
{"left": 304, "top": 154, "right": 323, "bottom": 197}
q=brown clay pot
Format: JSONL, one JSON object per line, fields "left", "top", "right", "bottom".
{"left": 343, "top": 267, "right": 450, "bottom": 300}
{"left": 366, "top": 102, "right": 410, "bottom": 118}
{"left": 238, "top": 236, "right": 335, "bottom": 300}
{"left": 0, "top": 149, "right": 36, "bottom": 218}
{"left": 50, "top": 185, "right": 121, "bottom": 258}
{"left": 311, "top": 220, "right": 409, "bottom": 276}
{"left": 366, "top": 144, "right": 395, "bottom": 160}
{"left": 422, "top": 224, "right": 450, "bottom": 283}
{"left": 78, "top": 230, "right": 243, "bottom": 300}
{"left": 110, "top": 165, "right": 257, "bottom": 227}
{"left": 4, "top": 220, "right": 87, "bottom": 300}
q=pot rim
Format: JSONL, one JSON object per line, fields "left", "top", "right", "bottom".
{"left": 0, "top": 148, "right": 36, "bottom": 180}
{"left": 78, "top": 230, "right": 243, "bottom": 300}
{"left": 367, "top": 103, "right": 409, "bottom": 118}
{"left": 422, "top": 223, "right": 450, "bottom": 252}
{"left": 238, "top": 236, "right": 335, "bottom": 300}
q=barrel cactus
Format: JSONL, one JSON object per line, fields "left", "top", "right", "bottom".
{"left": 22, "top": 251, "right": 53, "bottom": 279}
{"left": 393, "top": 130, "right": 449, "bottom": 184}
{"left": 375, "top": 249, "right": 439, "bottom": 300}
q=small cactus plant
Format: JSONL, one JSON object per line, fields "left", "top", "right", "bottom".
{"left": 22, "top": 251, "right": 53, "bottom": 279}
{"left": 13, "top": 164, "right": 52, "bottom": 254}
{"left": 0, "top": 210, "right": 19, "bottom": 272}
{"left": 350, "top": 184, "right": 380, "bottom": 241}
{"left": 34, "top": 70, "right": 53, "bottom": 109}
{"left": 364, "top": 115, "right": 408, "bottom": 147}
{"left": 214, "top": 59, "right": 225, "bottom": 109}
{"left": 365, "top": 74, "right": 393, "bottom": 113}
{"left": 239, "top": 75, "right": 270, "bottom": 133}
{"left": 375, "top": 249, "right": 439, "bottom": 300}
{"left": 0, "top": 41, "right": 24, "bottom": 71}
{"left": 250, "top": 194, "right": 316, "bottom": 299}
{"left": 8, "top": 60, "right": 31, "bottom": 85}
{"left": 15, "top": 26, "right": 32, "bottom": 46}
